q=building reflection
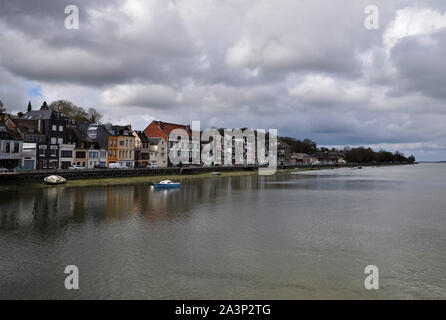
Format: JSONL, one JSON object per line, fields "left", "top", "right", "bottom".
{"left": 0, "top": 175, "right": 263, "bottom": 234}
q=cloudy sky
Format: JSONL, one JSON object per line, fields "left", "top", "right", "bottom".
{"left": 1, "top": 0, "right": 446, "bottom": 160}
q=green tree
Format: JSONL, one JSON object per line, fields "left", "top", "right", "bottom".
{"left": 27, "top": 101, "right": 32, "bottom": 112}
{"left": 40, "top": 101, "right": 49, "bottom": 110}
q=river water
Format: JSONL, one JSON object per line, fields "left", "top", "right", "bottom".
{"left": 0, "top": 163, "right": 445, "bottom": 299}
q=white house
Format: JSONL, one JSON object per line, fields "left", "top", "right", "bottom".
{"left": 22, "top": 143, "right": 37, "bottom": 170}
{"left": 59, "top": 143, "right": 75, "bottom": 169}
{"left": 87, "top": 148, "right": 108, "bottom": 168}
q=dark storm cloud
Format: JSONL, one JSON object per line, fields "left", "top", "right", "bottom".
{"left": 391, "top": 28, "right": 446, "bottom": 99}
{"left": 1, "top": 0, "right": 446, "bottom": 160}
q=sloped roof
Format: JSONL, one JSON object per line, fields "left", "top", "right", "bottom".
{"left": 8, "top": 119, "right": 39, "bottom": 132}
{"left": 0, "top": 121, "right": 22, "bottom": 140}
{"left": 68, "top": 127, "right": 94, "bottom": 143}
{"left": 22, "top": 109, "right": 55, "bottom": 120}
{"left": 154, "top": 121, "right": 192, "bottom": 136}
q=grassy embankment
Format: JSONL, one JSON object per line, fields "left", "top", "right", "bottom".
{"left": 0, "top": 167, "right": 322, "bottom": 192}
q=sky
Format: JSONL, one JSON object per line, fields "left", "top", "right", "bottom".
{"left": 1, "top": 0, "right": 446, "bottom": 161}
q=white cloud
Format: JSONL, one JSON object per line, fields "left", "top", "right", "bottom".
{"left": 384, "top": 7, "right": 446, "bottom": 52}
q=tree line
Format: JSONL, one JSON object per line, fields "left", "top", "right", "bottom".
{"left": 343, "top": 147, "right": 415, "bottom": 163}
{"left": 279, "top": 136, "right": 416, "bottom": 163}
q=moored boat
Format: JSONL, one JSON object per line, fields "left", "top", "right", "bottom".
{"left": 153, "top": 180, "right": 180, "bottom": 188}
{"left": 211, "top": 172, "right": 221, "bottom": 175}
{"left": 44, "top": 175, "right": 66, "bottom": 185}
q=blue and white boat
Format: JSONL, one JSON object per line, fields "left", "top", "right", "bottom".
{"left": 153, "top": 180, "right": 181, "bottom": 188}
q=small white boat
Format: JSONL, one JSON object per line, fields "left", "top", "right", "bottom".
{"left": 44, "top": 175, "right": 66, "bottom": 185}
{"left": 153, "top": 180, "right": 180, "bottom": 188}
{"left": 211, "top": 172, "right": 221, "bottom": 175}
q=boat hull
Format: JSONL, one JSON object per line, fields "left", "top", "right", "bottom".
{"left": 153, "top": 183, "right": 180, "bottom": 188}
{"left": 44, "top": 175, "right": 66, "bottom": 185}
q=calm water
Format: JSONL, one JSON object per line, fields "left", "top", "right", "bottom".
{"left": 1, "top": 164, "right": 446, "bottom": 299}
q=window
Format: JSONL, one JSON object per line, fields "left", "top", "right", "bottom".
{"left": 5, "top": 142, "right": 10, "bottom": 153}
{"left": 109, "top": 150, "right": 112, "bottom": 156}
{"left": 52, "top": 125, "right": 57, "bottom": 131}
{"left": 13, "top": 142, "right": 19, "bottom": 153}
{"left": 126, "top": 140, "right": 128, "bottom": 147}
{"left": 114, "top": 140, "right": 117, "bottom": 146}
{"left": 110, "top": 140, "right": 113, "bottom": 146}
{"left": 120, "top": 141, "right": 124, "bottom": 146}
{"left": 58, "top": 138, "right": 63, "bottom": 144}
{"left": 61, "top": 150, "right": 72, "bottom": 158}
{"left": 100, "top": 151, "right": 106, "bottom": 158}
{"left": 50, "top": 149, "right": 57, "bottom": 156}
{"left": 76, "top": 151, "right": 86, "bottom": 158}
{"left": 51, "top": 137, "right": 57, "bottom": 144}
{"left": 59, "top": 125, "right": 63, "bottom": 132}
{"left": 113, "top": 150, "right": 116, "bottom": 156}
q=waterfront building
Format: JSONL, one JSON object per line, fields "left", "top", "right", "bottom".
{"left": 0, "top": 120, "right": 23, "bottom": 169}
{"left": 78, "top": 123, "right": 118, "bottom": 168}
{"left": 22, "top": 143, "right": 37, "bottom": 170}
{"left": 21, "top": 109, "right": 70, "bottom": 169}
{"left": 133, "top": 131, "right": 168, "bottom": 168}
{"left": 277, "top": 140, "right": 291, "bottom": 165}
{"left": 133, "top": 131, "right": 150, "bottom": 167}
{"left": 113, "top": 125, "right": 135, "bottom": 168}
{"left": 59, "top": 143, "right": 75, "bottom": 169}
{"left": 68, "top": 127, "right": 100, "bottom": 168}
{"left": 143, "top": 120, "right": 199, "bottom": 166}
{"left": 311, "top": 151, "right": 345, "bottom": 164}
{"left": 148, "top": 137, "right": 168, "bottom": 167}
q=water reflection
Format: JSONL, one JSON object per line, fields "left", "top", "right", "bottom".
{"left": 0, "top": 176, "right": 265, "bottom": 234}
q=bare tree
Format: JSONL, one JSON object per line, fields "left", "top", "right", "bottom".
{"left": 88, "top": 108, "right": 103, "bottom": 123}
{"left": 49, "top": 100, "right": 94, "bottom": 124}
{"left": 0, "top": 100, "right": 6, "bottom": 120}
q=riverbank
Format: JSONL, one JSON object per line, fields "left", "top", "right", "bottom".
{"left": 0, "top": 163, "right": 412, "bottom": 192}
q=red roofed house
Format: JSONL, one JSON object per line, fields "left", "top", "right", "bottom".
{"left": 143, "top": 120, "right": 199, "bottom": 166}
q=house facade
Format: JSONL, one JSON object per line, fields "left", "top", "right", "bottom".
{"left": 143, "top": 120, "right": 199, "bottom": 166}
{"left": 21, "top": 109, "right": 70, "bottom": 169}
{"left": 22, "top": 143, "right": 37, "bottom": 170}
{"left": 79, "top": 123, "right": 118, "bottom": 168}
{"left": 0, "top": 121, "right": 23, "bottom": 169}
{"left": 59, "top": 143, "right": 75, "bottom": 169}
{"left": 277, "top": 140, "right": 291, "bottom": 165}
{"left": 148, "top": 137, "right": 168, "bottom": 167}
{"left": 133, "top": 131, "right": 150, "bottom": 167}
{"left": 311, "top": 151, "right": 345, "bottom": 164}
{"left": 113, "top": 125, "right": 135, "bottom": 168}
